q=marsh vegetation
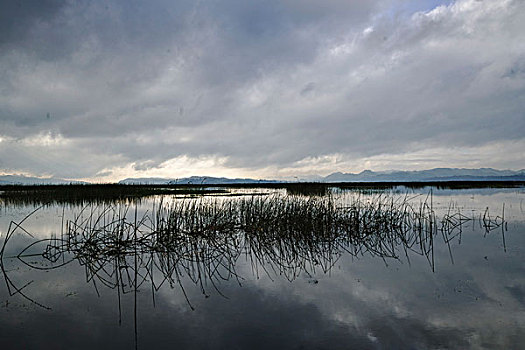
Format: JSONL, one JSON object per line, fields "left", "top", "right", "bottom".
{"left": 0, "top": 185, "right": 522, "bottom": 349}
{"left": 1, "top": 192, "right": 506, "bottom": 309}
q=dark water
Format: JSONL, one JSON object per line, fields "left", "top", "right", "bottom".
{"left": 1, "top": 187, "right": 524, "bottom": 349}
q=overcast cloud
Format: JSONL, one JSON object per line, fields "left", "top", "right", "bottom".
{"left": 0, "top": 0, "right": 524, "bottom": 181}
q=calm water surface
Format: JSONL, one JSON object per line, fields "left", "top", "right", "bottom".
{"left": 0, "top": 187, "right": 524, "bottom": 349}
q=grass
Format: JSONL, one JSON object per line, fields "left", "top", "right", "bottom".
{"left": 0, "top": 191, "right": 506, "bottom": 348}
{"left": 1, "top": 192, "right": 506, "bottom": 309}
{"left": 0, "top": 184, "right": 230, "bottom": 206}
{"left": 1, "top": 180, "right": 523, "bottom": 208}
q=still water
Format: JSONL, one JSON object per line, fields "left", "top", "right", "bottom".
{"left": 0, "top": 187, "right": 524, "bottom": 349}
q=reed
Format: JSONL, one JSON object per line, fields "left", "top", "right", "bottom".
{"left": 1, "top": 193, "right": 506, "bottom": 309}
{"left": 0, "top": 184, "right": 229, "bottom": 207}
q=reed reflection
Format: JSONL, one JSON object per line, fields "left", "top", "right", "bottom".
{"left": 1, "top": 194, "right": 506, "bottom": 310}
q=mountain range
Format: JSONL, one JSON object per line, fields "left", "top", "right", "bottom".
{"left": 1, "top": 168, "right": 524, "bottom": 185}
{"left": 119, "top": 168, "right": 525, "bottom": 184}
{"left": 322, "top": 168, "right": 525, "bottom": 182}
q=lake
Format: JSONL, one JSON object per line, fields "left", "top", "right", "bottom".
{"left": 1, "top": 186, "right": 524, "bottom": 349}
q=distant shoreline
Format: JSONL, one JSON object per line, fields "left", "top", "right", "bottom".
{"left": 1, "top": 180, "right": 525, "bottom": 190}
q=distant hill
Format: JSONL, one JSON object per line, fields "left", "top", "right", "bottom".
{"left": 120, "top": 168, "right": 525, "bottom": 184}
{"left": 2, "top": 168, "right": 524, "bottom": 185}
{"left": 323, "top": 168, "right": 525, "bottom": 182}
{"left": 0, "top": 174, "right": 87, "bottom": 185}
{"left": 118, "top": 177, "right": 174, "bottom": 185}
{"left": 119, "top": 176, "right": 279, "bottom": 185}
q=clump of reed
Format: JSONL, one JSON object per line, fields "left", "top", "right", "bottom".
{"left": 285, "top": 183, "right": 328, "bottom": 196}
{"left": 0, "top": 184, "right": 229, "bottom": 207}
{"left": 1, "top": 193, "right": 506, "bottom": 310}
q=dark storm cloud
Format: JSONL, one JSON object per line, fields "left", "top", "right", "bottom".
{"left": 0, "top": 0, "right": 67, "bottom": 48}
{"left": 0, "top": 0, "right": 379, "bottom": 130}
{"left": 0, "top": 0, "right": 524, "bottom": 179}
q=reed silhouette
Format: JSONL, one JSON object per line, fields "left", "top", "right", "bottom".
{"left": 0, "top": 192, "right": 507, "bottom": 349}
{"left": 0, "top": 184, "right": 230, "bottom": 207}
{"left": 1, "top": 193, "right": 506, "bottom": 308}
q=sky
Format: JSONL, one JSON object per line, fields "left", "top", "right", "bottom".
{"left": 0, "top": 0, "right": 524, "bottom": 182}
